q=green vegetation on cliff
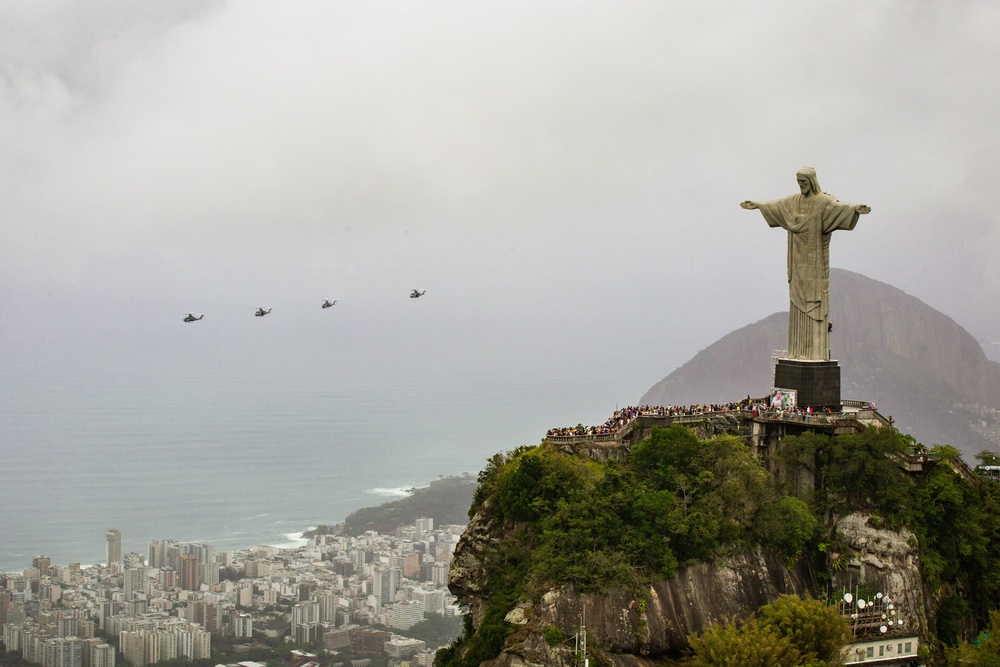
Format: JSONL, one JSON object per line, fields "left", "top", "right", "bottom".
{"left": 472, "top": 426, "right": 814, "bottom": 593}
{"left": 441, "top": 425, "right": 1000, "bottom": 667}
{"left": 774, "top": 430, "right": 1000, "bottom": 640}
{"left": 441, "top": 426, "right": 829, "bottom": 667}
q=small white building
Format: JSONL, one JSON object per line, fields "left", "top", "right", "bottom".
{"left": 383, "top": 636, "right": 426, "bottom": 660}
{"left": 841, "top": 635, "right": 920, "bottom": 665}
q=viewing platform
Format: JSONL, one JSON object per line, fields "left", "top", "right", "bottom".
{"left": 543, "top": 399, "right": 896, "bottom": 463}
{"left": 545, "top": 400, "right": 892, "bottom": 443}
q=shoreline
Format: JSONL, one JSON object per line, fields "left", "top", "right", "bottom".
{"left": 1, "top": 485, "right": 427, "bottom": 574}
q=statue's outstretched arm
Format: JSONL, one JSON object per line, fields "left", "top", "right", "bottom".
{"left": 740, "top": 200, "right": 758, "bottom": 210}
{"left": 856, "top": 204, "right": 871, "bottom": 214}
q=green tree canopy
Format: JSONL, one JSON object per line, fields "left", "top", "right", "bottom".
{"left": 977, "top": 450, "right": 1000, "bottom": 467}
{"left": 755, "top": 594, "right": 851, "bottom": 664}
{"left": 685, "top": 616, "right": 803, "bottom": 667}
{"left": 686, "top": 596, "right": 848, "bottom": 667}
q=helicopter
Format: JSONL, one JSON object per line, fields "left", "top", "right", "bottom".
{"left": 321, "top": 299, "right": 338, "bottom": 309}
{"left": 410, "top": 290, "right": 426, "bottom": 299}
{"left": 183, "top": 313, "right": 204, "bottom": 322}
{"left": 255, "top": 307, "right": 272, "bottom": 317}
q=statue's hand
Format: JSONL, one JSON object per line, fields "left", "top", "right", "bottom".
{"left": 856, "top": 204, "right": 871, "bottom": 214}
{"left": 740, "top": 200, "right": 758, "bottom": 210}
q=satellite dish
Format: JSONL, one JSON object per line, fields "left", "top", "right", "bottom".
{"left": 844, "top": 593, "right": 854, "bottom": 603}
{"left": 877, "top": 592, "right": 883, "bottom": 599}
{"left": 888, "top": 603, "right": 894, "bottom": 610}
{"left": 858, "top": 599, "right": 866, "bottom": 609}
{"left": 880, "top": 625, "right": 888, "bottom": 633}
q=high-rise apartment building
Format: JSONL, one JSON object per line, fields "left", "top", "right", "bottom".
{"left": 389, "top": 600, "right": 424, "bottom": 630}
{"left": 372, "top": 566, "right": 399, "bottom": 605}
{"left": 178, "top": 555, "right": 199, "bottom": 591}
{"left": 78, "top": 619, "right": 96, "bottom": 640}
{"left": 191, "top": 629, "right": 211, "bottom": 660}
{"left": 290, "top": 599, "right": 321, "bottom": 645}
{"left": 146, "top": 541, "right": 164, "bottom": 569}
{"left": 165, "top": 544, "right": 182, "bottom": 572}
{"left": 0, "top": 590, "right": 11, "bottom": 625}
{"left": 414, "top": 517, "right": 433, "bottom": 540}
{"left": 244, "top": 559, "right": 271, "bottom": 578}
{"left": 156, "top": 631, "right": 178, "bottom": 662}
{"left": 81, "top": 638, "right": 107, "bottom": 667}
{"left": 105, "top": 530, "right": 122, "bottom": 566}
{"left": 413, "top": 588, "right": 445, "bottom": 615}
{"left": 157, "top": 569, "right": 177, "bottom": 590}
{"left": 199, "top": 561, "right": 220, "bottom": 587}
{"left": 236, "top": 584, "right": 253, "bottom": 608}
{"left": 231, "top": 613, "right": 253, "bottom": 639}
{"left": 290, "top": 600, "right": 320, "bottom": 632}
{"left": 90, "top": 643, "right": 115, "bottom": 667}
{"left": 431, "top": 561, "right": 449, "bottom": 586}
{"left": 123, "top": 567, "right": 147, "bottom": 600}
{"left": 32, "top": 556, "right": 52, "bottom": 576}
{"left": 40, "top": 637, "right": 83, "bottom": 667}
{"left": 315, "top": 592, "right": 339, "bottom": 624}
{"left": 118, "top": 630, "right": 154, "bottom": 667}
{"left": 188, "top": 601, "right": 222, "bottom": 635}
{"left": 57, "top": 615, "right": 79, "bottom": 639}
{"left": 403, "top": 552, "right": 422, "bottom": 578}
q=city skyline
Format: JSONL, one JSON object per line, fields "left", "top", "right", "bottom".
{"left": 2, "top": 515, "right": 463, "bottom": 666}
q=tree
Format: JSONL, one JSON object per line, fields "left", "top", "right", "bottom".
{"left": 943, "top": 609, "right": 1000, "bottom": 666}
{"left": 976, "top": 450, "right": 1000, "bottom": 467}
{"left": 630, "top": 425, "right": 703, "bottom": 492}
{"left": 403, "top": 613, "right": 464, "bottom": 647}
{"left": 755, "top": 594, "right": 851, "bottom": 664}
{"left": 685, "top": 596, "right": 849, "bottom": 667}
{"left": 685, "top": 616, "right": 803, "bottom": 667}
{"left": 754, "top": 496, "right": 819, "bottom": 562}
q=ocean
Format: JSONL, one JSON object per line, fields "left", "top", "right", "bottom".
{"left": 1, "top": 316, "right": 662, "bottom": 572}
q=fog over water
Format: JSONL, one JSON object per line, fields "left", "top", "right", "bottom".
{"left": 3, "top": 2, "right": 999, "bottom": 570}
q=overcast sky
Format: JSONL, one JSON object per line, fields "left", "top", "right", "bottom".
{"left": 3, "top": 1, "right": 1000, "bottom": 386}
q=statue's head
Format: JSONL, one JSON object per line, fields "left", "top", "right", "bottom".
{"left": 796, "top": 166, "right": 821, "bottom": 195}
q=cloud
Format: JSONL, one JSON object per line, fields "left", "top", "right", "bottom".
{"left": 2, "top": 0, "right": 999, "bottom": 346}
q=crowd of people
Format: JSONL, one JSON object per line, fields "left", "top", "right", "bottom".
{"left": 544, "top": 396, "right": 883, "bottom": 440}
{"left": 545, "top": 399, "right": 759, "bottom": 439}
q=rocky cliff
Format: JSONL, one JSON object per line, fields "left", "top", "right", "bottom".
{"left": 446, "top": 437, "right": 932, "bottom": 666}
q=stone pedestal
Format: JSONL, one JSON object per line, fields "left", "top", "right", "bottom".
{"left": 774, "top": 358, "right": 841, "bottom": 410}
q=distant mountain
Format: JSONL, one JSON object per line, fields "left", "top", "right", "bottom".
{"left": 640, "top": 269, "right": 1000, "bottom": 459}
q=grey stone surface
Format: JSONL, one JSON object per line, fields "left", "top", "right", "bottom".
{"left": 742, "top": 167, "right": 870, "bottom": 360}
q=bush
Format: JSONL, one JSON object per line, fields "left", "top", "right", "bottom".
{"left": 542, "top": 626, "right": 563, "bottom": 646}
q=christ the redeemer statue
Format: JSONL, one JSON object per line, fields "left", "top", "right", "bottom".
{"left": 741, "top": 167, "right": 870, "bottom": 361}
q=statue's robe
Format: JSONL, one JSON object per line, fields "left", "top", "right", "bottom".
{"left": 756, "top": 192, "right": 860, "bottom": 360}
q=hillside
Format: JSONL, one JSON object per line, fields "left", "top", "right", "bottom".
{"left": 443, "top": 425, "right": 1000, "bottom": 666}
{"left": 640, "top": 269, "right": 1000, "bottom": 458}
{"left": 341, "top": 474, "right": 476, "bottom": 535}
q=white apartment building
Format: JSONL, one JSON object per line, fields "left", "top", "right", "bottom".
{"left": 389, "top": 600, "right": 424, "bottom": 630}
